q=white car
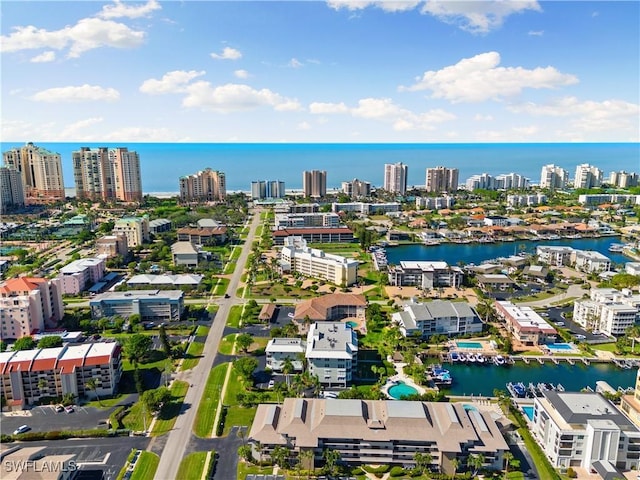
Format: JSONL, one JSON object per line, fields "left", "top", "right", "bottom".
{"left": 575, "top": 334, "right": 586, "bottom": 340}
{"left": 267, "top": 380, "right": 275, "bottom": 389}
{"left": 13, "top": 425, "right": 30, "bottom": 435}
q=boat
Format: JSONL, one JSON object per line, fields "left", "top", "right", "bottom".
{"left": 458, "top": 352, "right": 467, "bottom": 362}
{"left": 467, "top": 353, "right": 477, "bottom": 363}
{"left": 609, "top": 243, "right": 625, "bottom": 252}
{"left": 556, "top": 383, "right": 565, "bottom": 392}
{"left": 450, "top": 351, "right": 460, "bottom": 362}
{"left": 476, "top": 353, "right": 486, "bottom": 364}
{"left": 431, "top": 365, "right": 453, "bottom": 386}
{"left": 493, "top": 355, "right": 506, "bottom": 366}
{"left": 507, "top": 382, "right": 527, "bottom": 398}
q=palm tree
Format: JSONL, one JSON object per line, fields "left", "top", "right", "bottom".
{"left": 450, "top": 457, "right": 460, "bottom": 479}
{"left": 323, "top": 448, "right": 341, "bottom": 476}
{"left": 85, "top": 377, "right": 102, "bottom": 406}
{"left": 503, "top": 451, "right": 514, "bottom": 474}
{"left": 413, "top": 452, "right": 432, "bottom": 475}
{"left": 299, "top": 449, "right": 314, "bottom": 479}
{"left": 467, "top": 453, "right": 484, "bottom": 477}
{"left": 282, "top": 357, "right": 294, "bottom": 387}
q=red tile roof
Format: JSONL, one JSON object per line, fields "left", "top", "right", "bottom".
{"left": 0, "top": 277, "right": 46, "bottom": 294}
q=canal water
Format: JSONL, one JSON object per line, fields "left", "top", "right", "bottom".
{"left": 385, "top": 236, "right": 630, "bottom": 266}
{"left": 440, "top": 362, "right": 638, "bottom": 397}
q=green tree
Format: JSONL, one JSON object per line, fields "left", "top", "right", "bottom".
{"left": 85, "top": 377, "right": 102, "bottom": 406}
{"left": 0, "top": 340, "right": 6, "bottom": 352}
{"left": 323, "top": 448, "right": 341, "bottom": 476}
{"left": 37, "top": 336, "right": 63, "bottom": 349}
{"left": 159, "top": 325, "right": 172, "bottom": 357}
{"left": 271, "top": 445, "right": 290, "bottom": 468}
{"left": 13, "top": 337, "right": 36, "bottom": 351}
{"left": 234, "top": 356, "right": 258, "bottom": 381}
{"left": 124, "top": 334, "right": 153, "bottom": 368}
{"left": 467, "top": 453, "right": 484, "bottom": 477}
{"left": 141, "top": 386, "right": 172, "bottom": 414}
{"left": 236, "top": 333, "right": 254, "bottom": 353}
{"left": 503, "top": 451, "right": 514, "bottom": 474}
{"left": 413, "top": 452, "right": 432, "bottom": 475}
{"left": 238, "top": 444, "right": 252, "bottom": 462}
{"left": 450, "top": 457, "right": 460, "bottom": 479}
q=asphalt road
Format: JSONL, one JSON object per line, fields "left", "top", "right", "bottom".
{"left": 153, "top": 210, "right": 262, "bottom": 480}
{"left": 1, "top": 404, "right": 118, "bottom": 435}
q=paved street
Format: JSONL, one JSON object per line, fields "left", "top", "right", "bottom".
{"left": 153, "top": 210, "right": 262, "bottom": 480}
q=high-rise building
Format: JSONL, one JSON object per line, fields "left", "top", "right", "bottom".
{"left": 574, "top": 163, "right": 603, "bottom": 189}
{"left": 465, "top": 173, "right": 495, "bottom": 191}
{"left": 0, "top": 277, "right": 64, "bottom": 340}
{"left": 341, "top": 178, "right": 371, "bottom": 199}
{"left": 72, "top": 147, "right": 143, "bottom": 202}
{"left": 540, "top": 164, "right": 569, "bottom": 190}
{"left": 0, "top": 166, "right": 25, "bottom": 212}
{"left": 495, "top": 172, "right": 530, "bottom": 190}
{"left": 251, "top": 180, "right": 285, "bottom": 200}
{"left": 302, "top": 170, "right": 327, "bottom": 198}
{"left": 383, "top": 163, "right": 408, "bottom": 195}
{"left": 609, "top": 171, "right": 639, "bottom": 189}
{"left": 425, "top": 166, "right": 459, "bottom": 193}
{"left": 179, "top": 168, "right": 226, "bottom": 203}
{"left": 2, "top": 142, "right": 65, "bottom": 204}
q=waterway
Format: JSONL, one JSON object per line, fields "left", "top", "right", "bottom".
{"left": 385, "top": 236, "right": 630, "bottom": 267}
{"left": 440, "top": 362, "right": 637, "bottom": 397}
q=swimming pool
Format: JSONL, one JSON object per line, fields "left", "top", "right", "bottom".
{"left": 346, "top": 321, "right": 358, "bottom": 329}
{"left": 522, "top": 405, "right": 534, "bottom": 421}
{"left": 463, "top": 404, "right": 477, "bottom": 411}
{"left": 388, "top": 381, "right": 418, "bottom": 400}
{"left": 456, "top": 341, "right": 482, "bottom": 349}
{"left": 546, "top": 343, "right": 577, "bottom": 352}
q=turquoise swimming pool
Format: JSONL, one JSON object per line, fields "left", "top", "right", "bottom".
{"left": 456, "top": 341, "right": 482, "bottom": 349}
{"left": 546, "top": 343, "right": 576, "bottom": 352}
{"left": 388, "top": 381, "right": 418, "bottom": 400}
{"left": 522, "top": 405, "right": 534, "bottom": 421}
{"left": 346, "top": 321, "right": 358, "bottom": 329}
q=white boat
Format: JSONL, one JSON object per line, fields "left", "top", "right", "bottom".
{"left": 476, "top": 353, "right": 486, "bottom": 364}
{"left": 493, "top": 355, "right": 505, "bottom": 366}
{"left": 458, "top": 352, "right": 467, "bottom": 362}
{"left": 467, "top": 353, "right": 477, "bottom": 363}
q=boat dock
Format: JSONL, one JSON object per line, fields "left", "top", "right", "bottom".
{"left": 443, "top": 352, "right": 639, "bottom": 369}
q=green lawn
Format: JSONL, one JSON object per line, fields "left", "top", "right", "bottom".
{"left": 592, "top": 342, "right": 640, "bottom": 357}
{"left": 212, "top": 277, "right": 230, "bottom": 296}
{"left": 518, "top": 427, "right": 562, "bottom": 480}
{"left": 194, "top": 363, "right": 228, "bottom": 438}
{"left": 84, "top": 393, "right": 129, "bottom": 408}
{"left": 177, "top": 452, "right": 213, "bottom": 480}
{"left": 151, "top": 380, "right": 189, "bottom": 436}
{"left": 122, "top": 400, "right": 153, "bottom": 432}
{"left": 222, "top": 406, "right": 256, "bottom": 436}
{"left": 223, "top": 367, "right": 246, "bottom": 406}
{"left": 181, "top": 339, "right": 206, "bottom": 371}
{"left": 227, "top": 305, "right": 243, "bottom": 328}
{"left": 129, "top": 452, "right": 160, "bottom": 480}
{"left": 219, "top": 334, "right": 237, "bottom": 355}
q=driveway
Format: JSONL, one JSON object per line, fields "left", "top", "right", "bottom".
{"left": 1, "top": 404, "right": 118, "bottom": 435}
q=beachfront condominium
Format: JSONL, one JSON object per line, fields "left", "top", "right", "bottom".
{"left": 302, "top": 170, "right": 327, "bottom": 198}
{"left": 610, "top": 171, "right": 639, "bottom": 188}
{"left": 465, "top": 172, "right": 530, "bottom": 191}
{"left": 574, "top": 163, "right": 603, "bottom": 189}
{"left": 425, "top": 166, "right": 459, "bottom": 193}
{"left": 0, "top": 166, "right": 25, "bottom": 212}
{"left": 251, "top": 180, "right": 285, "bottom": 199}
{"left": 383, "top": 162, "right": 408, "bottom": 194}
{"left": 392, "top": 300, "right": 482, "bottom": 339}
{"left": 72, "top": 147, "right": 143, "bottom": 202}
{"left": 2, "top": 142, "right": 65, "bottom": 204}
{"left": 179, "top": 168, "right": 226, "bottom": 203}
{"left": 113, "top": 216, "right": 150, "bottom": 247}
{"left": 0, "top": 277, "right": 64, "bottom": 340}
{"left": 306, "top": 322, "right": 358, "bottom": 387}
{"left": 341, "top": 178, "right": 371, "bottom": 199}
{"left": 540, "top": 164, "right": 569, "bottom": 190}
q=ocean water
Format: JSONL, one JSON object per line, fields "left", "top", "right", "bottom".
{"left": 1, "top": 142, "right": 638, "bottom": 193}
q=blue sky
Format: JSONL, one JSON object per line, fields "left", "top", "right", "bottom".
{"left": 1, "top": 1, "right": 638, "bottom": 143}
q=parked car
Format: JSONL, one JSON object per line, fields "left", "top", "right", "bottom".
{"left": 65, "top": 405, "right": 75, "bottom": 413}
{"left": 13, "top": 425, "right": 30, "bottom": 435}
{"left": 267, "top": 380, "right": 275, "bottom": 389}
{"left": 54, "top": 405, "right": 64, "bottom": 412}
{"left": 575, "top": 334, "right": 586, "bottom": 340}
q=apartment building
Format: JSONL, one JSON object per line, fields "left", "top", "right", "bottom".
{"left": 574, "top": 163, "right": 603, "bottom": 189}
{"left": 532, "top": 391, "right": 640, "bottom": 472}
{"left": 177, "top": 226, "right": 228, "bottom": 245}
{"left": 293, "top": 293, "right": 367, "bottom": 322}
{"left": 249, "top": 398, "right": 508, "bottom": 474}
{"left": 58, "top": 257, "right": 106, "bottom": 295}
{"left": 171, "top": 241, "right": 199, "bottom": 268}
{"left": 425, "top": 166, "right": 458, "bottom": 193}
{"left": 507, "top": 194, "right": 546, "bottom": 207}
{"left": 415, "top": 196, "right": 454, "bottom": 210}
{"left": 572, "top": 250, "right": 611, "bottom": 273}
{"left": 95, "top": 233, "right": 129, "bottom": 259}
{"left": 0, "top": 342, "right": 122, "bottom": 408}
{"left": 536, "top": 246, "right": 574, "bottom": 267}
{"left": 306, "top": 322, "right": 358, "bottom": 388}
{"left": 496, "top": 172, "right": 530, "bottom": 190}
{"left": 272, "top": 227, "right": 355, "bottom": 246}
{"left": 621, "top": 369, "right": 640, "bottom": 429}
{"left": 72, "top": 147, "right": 143, "bottom": 202}
{"left": 495, "top": 301, "right": 557, "bottom": 346}
{"left": 387, "top": 261, "right": 463, "bottom": 290}
{"left": 265, "top": 338, "right": 305, "bottom": 371}
{"left": 341, "top": 178, "right": 371, "bottom": 199}
{"left": 609, "top": 171, "right": 639, "bottom": 189}
{"left": 179, "top": 168, "right": 226, "bottom": 202}
{"left": 578, "top": 194, "right": 640, "bottom": 206}
{"left": 251, "top": 180, "right": 285, "bottom": 199}
{"left": 0, "top": 166, "right": 25, "bottom": 212}
{"left": 113, "top": 216, "right": 150, "bottom": 247}
{"left": 383, "top": 163, "right": 408, "bottom": 195}
{"left": 573, "top": 288, "right": 640, "bottom": 336}
{"left": 392, "top": 300, "right": 482, "bottom": 339}
{"left": 279, "top": 237, "right": 358, "bottom": 286}
{"left": 0, "top": 277, "right": 64, "bottom": 340}
{"left": 274, "top": 212, "right": 340, "bottom": 229}
{"left": 302, "top": 170, "right": 327, "bottom": 198}
{"left": 127, "top": 274, "right": 203, "bottom": 289}
{"left": 89, "top": 290, "right": 184, "bottom": 322}
{"left": 2, "top": 142, "right": 65, "bottom": 204}
{"left": 540, "top": 164, "right": 569, "bottom": 190}
{"left": 149, "top": 218, "right": 172, "bottom": 234}
{"left": 331, "top": 202, "right": 401, "bottom": 215}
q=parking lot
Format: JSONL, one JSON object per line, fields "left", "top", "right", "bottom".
{"left": 1, "top": 404, "right": 118, "bottom": 436}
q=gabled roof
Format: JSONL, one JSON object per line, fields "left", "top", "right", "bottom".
{"left": 0, "top": 277, "right": 46, "bottom": 295}
{"left": 294, "top": 293, "right": 366, "bottom": 321}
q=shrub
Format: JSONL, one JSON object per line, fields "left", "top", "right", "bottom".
{"left": 389, "top": 466, "right": 406, "bottom": 477}
{"left": 566, "top": 467, "right": 577, "bottom": 478}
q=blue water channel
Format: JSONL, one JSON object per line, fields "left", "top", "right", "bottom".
{"left": 385, "top": 236, "right": 630, "bottom": 267}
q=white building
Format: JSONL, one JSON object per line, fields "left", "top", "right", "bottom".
{"left": 89, "top": 290, "right": 184, "bottom": 322}
{"left": 306, "top": 322, "right": 358, "bottom": 388}
{"left": 265, "top": 338, "right": 305, "bottom": 372}
{"left": 388, "top": 261, "right": 463, "bottom": 290}
{"left": 507, "top": 193, "right": 546, "bottom": 208}
{"left": 573, "top": 288, "right": 640, "bottom": 336}
{"left": 536, "top": 246, "right": 575, "bottom": 267}
{"left": 415, "top": 196, "right": 454, "bottom": 210}
{"left": 532, "top": 391, "right": 640, "bottom": 472}
{"left": 274, "top": 212, "right": 340, "bottom": 229}
{"left": 127, "top": 273, "right": 204, "bottom": 288}
{"left": 392, "top": 300, "right": 482, "bottom": 338}
{"left": 331, "top": 202, "right": 401, "bottom": 215}
{"left": 171, "top": 241, "right": 199, "bottom": 268}
{"left": 495, "top": 172, "right": 530, "bottom": 190}
{"left": 574, "top": 164, "right": 603, "bottom": 189}
{"left": 279, "top": 237, "right": 358, "bottom": 286}
{"left": 540, "top": 164, "right": 569, "bottom": 190}
{"left": 571, "top": 250, "right": 611, "bottom": 273}
{"left": 113, "top": 216, "right": 150, "bottom": 247}
{"left": 578, "top": 194, "right": 640, "bottom": 206}
{"left": 384, "top": 163, "right": 408, "bottom": 195}
{"left": 58, "top": 257, "right": 106, "bottom": 295}
{"left": 341, "top": 178, "right": 371, "bottom": 199}
{"left": 626, "top": 263, "right": 640, "bottom": 276}
{"left": 609, "top": 171, "right": 639, "bottom": 189}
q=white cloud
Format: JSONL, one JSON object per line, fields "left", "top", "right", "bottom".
{"left": 210, "top": 47, "right": 242, "bottom": 60}
{"left": 103, "top": 127, "right": 187, "bottom": 142}
{"left": 30, "top": 51, "right": 56, "bottom": 63}
{"left": 140, "top": 70, "right": 206, "bottom": 95}
{"left": 31, "top": 84, "right": 120, "bottom": 103}
{"left": 288, "top": 58, "right": 303, "bottom": 68}
{"left": 474, "top": 114, "right": 494, "bottom": 121}
{"left": 98, "top": 0, "right": 161, "bottom": 19}
{"left": 401, "top": 51, "right": 578, "bottom": 102}
{"left": 508, "top": 96, "right": 640, "bottom": 133}
{"left": 234, "top": 69, "right": 250, "bottom": 79}
{"left": 528, "top": 30, "right": 544, "bottom": 36}
{"left": 327, "top": 1, "right": 420, "bottom": 13}
{"left": 182, "top": 82, "right": 301, "bottom": 113}
{"left": 310, "top": 97, "right": 455, "bottom": 130}
{"left": 474, "top": 125, "right": 540, "bottom": 141}
{"left": 297, "top": 121, "right": 311, "bottom": 130}
{"left": 59, "top": 117, "right": 104, "bottom": 140}
{"left": 421, "top": 0, "right": 542, "bottom": 34}
{"left": 1, "top": 18, "right": 145, "bottom": 57}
